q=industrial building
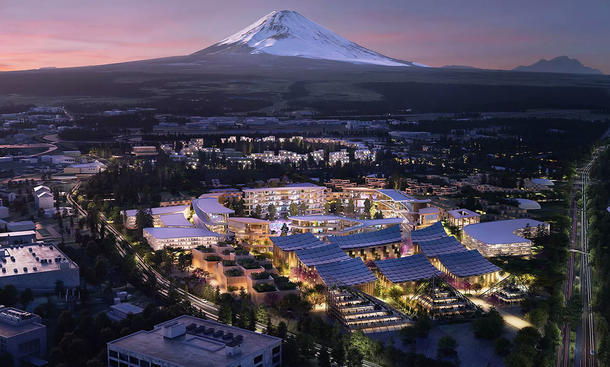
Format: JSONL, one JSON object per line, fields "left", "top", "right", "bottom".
{"left": 0, "top": 306, "right": 47, "bottom": 367}
{"left": 107, "top": 315, "right": 281, "bottom": 367}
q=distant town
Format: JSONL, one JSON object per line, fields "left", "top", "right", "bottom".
{"left": 0, "top": 105, "right": 608, "bottom": 367}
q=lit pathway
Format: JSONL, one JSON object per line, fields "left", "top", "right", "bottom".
{"left": 469, "top": 297, "right": 532, "bottom": 330}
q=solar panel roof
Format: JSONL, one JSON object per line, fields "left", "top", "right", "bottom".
{"left": 415, "top": 236, "right": 467, "bottom": 257}
{"left": 328, "top": 225, "right": 401, "bottom": 250}
{"left": 295, "top": 243, "right": 351, "bottom": 267}
{"left": 316, "top": 258, "right": 377, "bottom": 287}
{"left": 270, "top": 232, "right": 325, "bottom": 251}
{"left": 410, "top": 221, "right": 447, "bottom": 242}
{"left": 375, "top": 254, "right": 442, "bottom": 283}
{"left": 436, "top": 250, "right": 501, "bottom": 277}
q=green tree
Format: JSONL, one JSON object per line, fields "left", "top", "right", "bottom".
{"left": 1, "top": 284, "right": 18, "bottom": 306}
{"left": 346, "top": 348, "right": 363, "bottom": 367}
{"left": 437, "top": 336, "right": 457, "bottom": 359}
{"left": 276, "top": 321, "right": 288, "bottom": 340}
{"left": 135, "top": 208, "right": 153, "bottom": 237}
{"left": 254, "top": 205, "right": 262, "bottom": 219}
{"left": 473, "top": 308, "right": 505, "bottom": 339}
{"left": 266, "top": 204, "right": 277, "bottom": 221}
{"left": 20, "top": 288, "right": 34, "bottom": 309}
{"left": 289, "top": 202, "right": 299, "bottom": 216}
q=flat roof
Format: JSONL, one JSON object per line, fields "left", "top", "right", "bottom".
{"left": 0, "top": 242, "right": 77, "bottom": 278}
{"left": 193, "top": 198, "right": 234, "bottom": 215}
{"left": 316, "top": 258, "right": 377, "bottom": 287}
{"left": 410, "top": 221, "right": 447, "bottom": 242}
{"left": 419, "top": 207, "right": 440, "bottom": 215}
{"left": 271, "top": 232, "right": 325, "bottom": 251}
{"left": 124, "top": 205, "right": 189, "bottom": 218}
{"left": 110, "top": 303, "right": 144, "bottom": 315}
{"left": 377, "top": 189, "right": 430, "bottom": 203}
{"left": 531, "top": 178, "right": 554, "bottom": 186}
{"left": 447, "top": 209, "right": 480, "bottom": 219}
{"left": 243, "top": 183, "right": 324, "bottom": 192}
{"left": 108, "top": 315, "right": 281, "bottom": 367}
{"left": 0, "top": 307, "right": 45, "bottom": 338}
{"left": 289, "top": 215, "right": 350, "bottom": 222}
{"left": 143, "top": 227, "right": 221, "bottom": 239}
{"left": 415, "top": 236, "right": 468, "bottom": 257}
{"left": 227, "top": 217, "right": 269, "bottom": 224}
{"left": 295, "top": 244, "right": 351, "bottom": 267}
{"left": 375, "top": 254, "right": 442, "bottom": 283}
{"left": 0, "top": 230, "right": 36, "bottom": 238}
{"left": 437, "top": 250, "right": 501, "bottom": 277}
{"left": 463, "top": 218, "right": 548, "bottom": 245}
{"left": 515, "top": 198, "right": 541, "bottom": 210}
{"left": 158, "top": 214, "right": 193, "bottom": 228}
{"left": 329, "top": 225, "right": 402, "bottom": 250}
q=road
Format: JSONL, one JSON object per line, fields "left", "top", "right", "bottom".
{"left": 557, "top": 176, "right": 578, "bottom": 367}
{"left": 67, "top": 181, "right": 382, "bottom": 367}
{"left": 577, "top": 149, "right": 599, "bottom": 367}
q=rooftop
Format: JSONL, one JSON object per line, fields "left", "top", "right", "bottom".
{"left": 289, "top": 214, "right": 349, "bottom": 222}
{"left": 415, "top": 236, "right": 468, "bottom": 257}
{"left": 530, "top": 178, "right": 554, "bottom": 186}
{"left": 227, "top": 217, "right": 270, "bottom": 224}
{"left": 158, "top": 214, "right": 193, "bottom": 228}
{"left": 463, "top": 218, "right": 548, "bottom": 245}
{"left": 316, "top": 258, "right": 377, "bottom": 287}
{"left": 515, "top": 198, "right": 541, "bottom": 210}
{"left": 447, "top": 209, "right": 480, "bottom": 219}
{"left": 108, "top": 316, "right": 281, "bottom": 367}
{"left": 0, "top": 242, "right": 77, "bottom": 278}
{"left": 270, "top": 232, "right": 325, "bottom": 251}
{"left": 243, "top": 183, "right": 325, "bottom": 192}
{"left": 193, "top": 198, "right": 234, "bottom": 215}
{"left": 377, "top": 189, "right": 430, "bottom": 203}
{"left": 295, "top": 243, "right": 351, "bottom": 267}
{"left": 437, "top": 250, "right": 501, "bottom": 277}
{"left": 410, "top": 221, "right": 447, "bottom": 242}
{"left": 0, "top": 307, "right": 44, "bottom": 338}
{"left": 143, "top": 227, "right": 222, "bottom": 239}
{"left": 419, "top": 207, "right": 440, "bottom": 215}
{"left": 328, "top": 225, "right": 402, "bottom": 250}
{"left": 375, "top": 254, "right": 442, "bottom": 283}
{"left": 124, "top": 205, "right": 189, "bottom": 218}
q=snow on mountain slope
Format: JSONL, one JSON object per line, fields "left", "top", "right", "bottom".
{"left": 199, "top": 10, "right": 414, "bottom": 67}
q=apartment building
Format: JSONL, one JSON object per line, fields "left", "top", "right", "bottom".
{"left": 242, "top": 183, "right": 327, "bottom": 217}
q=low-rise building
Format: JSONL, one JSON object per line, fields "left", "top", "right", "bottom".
{"left": 462, "top": 218, "right": 550, "bottom": 257}
{"left": 131, "top": 146, "right": 158, "bottom": 157}
{"left": 63, "top": 161, "right": 106, "bottom": 174}
{"left": 446, "top": 208, "right": 481, "bottom": 228}
{"left": 0, "top": 231, "right": 37, "bottom": 246}
{"left": 0, "top": 306, "right": 47, "bottom": 367}
{"left": 227, "top": 217, "right": 270, "bottom": 250}
{"left": 143, "top": 227, "right": 222, "bottom": 251}
{"left": 192, "top": 198, "right": 234, "bottom": 233}
{"left": 107, "top": 316, "right": 282, "bottom": 367}
{"left": 33, "top": 186, "right": 53, "bottom": 210}
{"left": 0, "top": 242, "right": 80, "bottom": 291}
{"left": 329, "top": 149, "right": 349, "bottom": 166}
{"left": 243, "top": 183, "right": 327, "bottom": 217}
{"left": 122, "top": 205, "right": 190, "bottom": 230}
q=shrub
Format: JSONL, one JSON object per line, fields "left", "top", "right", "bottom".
{"left": 222, "top": 260, "right": 236, "bottom": 267}
{"left": 225, "top": 269, "right": 243, "bottom": 277}
{"left": 238, "top": 259, "right": 260, "bottom": 269}
{"left": 254, "top": 283, "right": 277, "bottom": 292}
{"left": 205, "top": 255, "right": 221, "bottom": 262}
{"left": 251, "top": 271, "right": 271, "bottom": 280}
{"left": 196, "top": 246, "right": 215, "bottom": 253}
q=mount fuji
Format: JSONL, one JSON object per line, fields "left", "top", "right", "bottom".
{"left": 192, "top": 10, "right": 420, "bottom": 67}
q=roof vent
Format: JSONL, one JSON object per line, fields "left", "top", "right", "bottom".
{"left": 162, "top": 322, "right": 186, "bottom": 339}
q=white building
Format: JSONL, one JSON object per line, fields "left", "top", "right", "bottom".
{"left": 33, "top": 186, "right": 54, "bottom": 210}
{"left": 0, "top": 242, "right": 80, "bottom": 291}
{"left": 192, "top": 198, "right": 234, "bottom": 233}
{"left": 122, "top": 205, "right": 190, "bottom": 230}
{"left": 462, "top": 218, "right": 550, "bottom": 257}
{"left": 142, "top": 227, "right": 222, "bottom": 251}
{"left": 354, "top": 149, "right": 375, "bottom": 161}
{"left": 107, "top": 316, "right": 281, "bottom": 367}
{"left": 63, "top": 161, "right": 106, "bottom": 174}
{"left": 329, "top": 149, "right": 349, "bottom": 166}
{"left": 0, "top": 306, "right": 47, "bottom": 367}
{"left": 242, "top": 183, "right": 327, "bottom": 217}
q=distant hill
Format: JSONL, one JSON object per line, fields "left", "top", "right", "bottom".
{"left": 514, "top": 56, "right": 603, "bottom": 75}
{"left": 441, "top": 65, "right": 480, "bottom": 70}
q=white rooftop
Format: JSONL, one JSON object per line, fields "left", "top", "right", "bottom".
{"left": 143, "top": 227, "right": 221, "bottom": 239}
{"left": 0, "top": 242, "right": 77, "bottom": 277}
{"left": 515, "top": 198, "right": 541, "bottom": 210}
{"left": 531, "top": 178, "right": 554, "bottom": 186}
{"left": 192, "top": 198, "right": 234, "bottom": 215}
{"left": 158, "top": 214, "right": 193, "bottom": 228}
{"left": 124, "top": 205, "right": 189, "bottom": 218}
{"left": 464, "top": 218, "right": 548, "bottom": 245}
{"left": 447, "top": 208, "right": 480, "bottom": 219}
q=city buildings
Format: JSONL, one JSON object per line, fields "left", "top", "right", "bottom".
{"left": 0, "top": 242, "right": 80, "bottom": 291}
{"left": 131, "top": 146, "right": 158, "bottom": 157}
{"left": 242, "top": 183, "right": 327, "bottom": 217}
{"left": 0, "top": 306, "right": 47, "bottom": 367}
{"left": 107, "top": 316, "right": 282, "bottom": 367}
{"left": 0, "top": 231, "right": 37, "bottom": 246}
{"left": 462, "top": 218, "right": 550, "bottom": 257}
{"left": 143, "top": 227, "right": 222, "bottom": 251}
{"left": 192, "top": 198, "right": 234, "bottom": 233}
{"left": 33, "top": 185, "right": 53, "bottom": 210}
{"left": 63, "top": 161, "right": 106, "bottom": 174}
{"left": 447, "top": 208, "right": 481, "bottom": 228}
{"left": 329, "top": 149, "right": 349, "bottom": 166}
{"left": 227, "top": 217, "right": 270, "bottom": 250}
{"left": 328, "top": 225, "right": 404, "bottom": 261}
{"left": 122, "top": 205, "right": 190, "bottom": 230}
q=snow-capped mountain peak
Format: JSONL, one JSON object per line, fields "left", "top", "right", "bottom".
{"left": 198, "top": 10, "right": 414, "bottom": 67}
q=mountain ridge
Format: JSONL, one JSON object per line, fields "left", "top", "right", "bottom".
{"left": 514, "top": 56, "right": 602, "bottom": 75}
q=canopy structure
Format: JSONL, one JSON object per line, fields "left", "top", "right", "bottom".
{"left": 328, "top": 225, "right": 401, "bottom": 250}
{"left": 295, "top": 243, "right": 351, "bottom": 267}
{"left": 437, "top": 250, "right": 500, "bottom": 277}
{"left": 410, "top": 221, "right": 447, "bottom": 242}
{"left": 415, "top": 236, "right": 467, "bottom": 257}
{"left": 270, "top": 232, "right": 325, "bottom": 251}
{"left": 316, "top": 258, "right": 377, "bottom": 287}
{"left": 375, "top": 254, "right": 442, "bottom": 283}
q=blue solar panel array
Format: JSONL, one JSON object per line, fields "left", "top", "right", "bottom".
{"left": 436, "top": 250, "right": 500, "bottom": 277}
{"left": 375, "top": 254, "right": 442, "bottom": 283}
{"left": 271, "top": 232, "right": 325, "bottom": 251}
{"left": 410, "top": 221, "right": 447, "bottom": 242}
{"left": 316, "top": 257, "right": 377, "bottom": 287}
{"left": 328, "top": 225, "right": 402, "bottom": 250}
{"left": 415, "top": 236, "right": 467, "bottom": 257}
{"left": 295, "top": 243, "right": 351, "bottom": 267}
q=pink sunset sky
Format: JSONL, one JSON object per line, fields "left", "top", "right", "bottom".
{"left": 1, "top": 0, "right": 609, "bottom": 73}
